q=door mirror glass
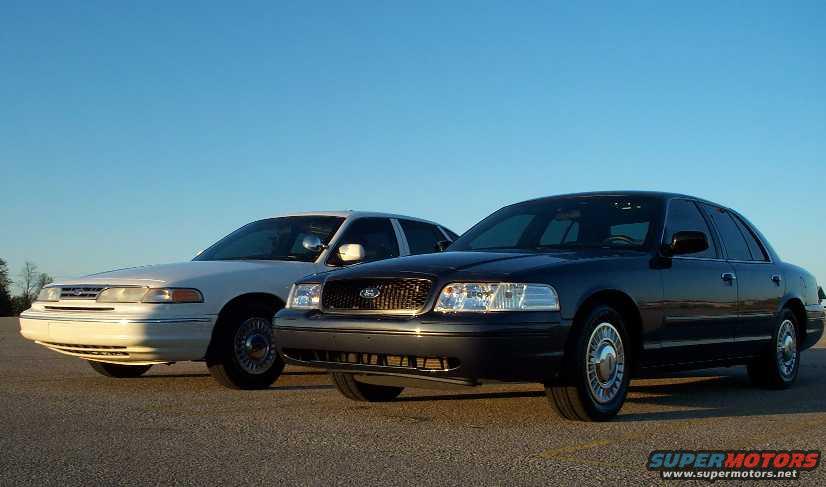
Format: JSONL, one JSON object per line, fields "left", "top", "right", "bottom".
{"left": 301, "top": 234, "right": 326, "bottom": 252}
{"left": 337, "top": 243, "right": 365, "bottom": 263}
{"left": 667, "top": 231, "right": 709, "bottom": 256}
{"left": 435, "top": 240, "right": 451, "bottom": 252}
{"left": 818, "top": 286, "right": 825, "bottom": 302}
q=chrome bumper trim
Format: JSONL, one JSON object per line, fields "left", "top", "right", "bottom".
{"left": 20, "top": 313, "right": 212, "bottom": 324}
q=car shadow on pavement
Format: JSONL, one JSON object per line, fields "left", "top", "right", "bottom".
{"left": 618, "top": 349, "right": 826, "bottom": 422}
{"left": 269, "top": 384, "right": 336, "bottom": 391}
{"left": 394, "top": 390, "right": 545, "bottom": 402}
{"left": 387, "top": 350, "right": 826, "bottom": 421}
{"left": 282, "top": 370, "right": 328, "bottom": 376}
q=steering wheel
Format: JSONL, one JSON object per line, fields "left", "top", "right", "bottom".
{"left": 602, "top": 235, "right": 636, "bottom": 246}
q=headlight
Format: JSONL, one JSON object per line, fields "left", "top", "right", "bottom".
{"left": 287, "top": 283, "right": 322, "bottom": 310}
{"left": 36, "top": 286, "right": 61, "bottom": 302}
{"left": 97, "top": 287, "right": 149, "bottom": 303}
{"left": 96, "top": 287, "right": 203, "bottom": 303}
{"left": 434, "top": 282, "right": 560, "bottom": 312}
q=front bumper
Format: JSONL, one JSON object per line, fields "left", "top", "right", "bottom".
{"left": 273, "top": 309, "right": 570, "bottom": 385}
{"left": 19, "top": 311, "right": 216, "bottom": 365}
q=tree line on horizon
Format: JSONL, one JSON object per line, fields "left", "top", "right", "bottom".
{"left": 0, "top": 258, "right": 53, "bottom": 317}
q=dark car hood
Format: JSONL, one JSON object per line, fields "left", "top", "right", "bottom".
{"left": 324, "top": 250, "right": 634, "bottom": 281}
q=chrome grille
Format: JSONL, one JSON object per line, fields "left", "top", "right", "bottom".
{"left": 321, "top": 278, "right": 433, "bottom": 314}
{"left": 59, "top": 286, "right": 105, "bottom": 300}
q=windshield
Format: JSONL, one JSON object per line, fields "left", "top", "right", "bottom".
{"left": 449, "top": 196, "right": 661, "bottom": 252}
{"left": 195, "top": 216, "right": 345, "bottom": 262}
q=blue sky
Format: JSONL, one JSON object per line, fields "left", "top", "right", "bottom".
{"left": 1, "top": 1, "right": 824, "bottom": 288}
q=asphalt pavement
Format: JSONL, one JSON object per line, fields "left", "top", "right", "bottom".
{"left": 1, "top": 317, "right": 824, "bottom": 486}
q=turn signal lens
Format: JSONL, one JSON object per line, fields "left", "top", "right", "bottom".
{"left": 142, "top": 288, "right": 204, "bottom": 303}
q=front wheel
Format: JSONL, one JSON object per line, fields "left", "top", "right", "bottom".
{"left": 88, "top": 361, "right": 152, "bottom": 378}
{"left": 747, "top": 309, "right": 800, "bottom": 389}
{"left": 206, "top": 305, "right": 284, "bottom": 389}
{"left": 545, "top": 305, "right": 631, "bottom": 421}
{"left": 330, "top": 373, "right": 404, "bottom": 402}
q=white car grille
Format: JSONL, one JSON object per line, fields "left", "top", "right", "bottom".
{"left": 59, "top": 286, "right": 106, "bottom": 300}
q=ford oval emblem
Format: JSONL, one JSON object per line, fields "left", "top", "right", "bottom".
{"left": 359, "top": 287, "right": 380, "bottom": 299}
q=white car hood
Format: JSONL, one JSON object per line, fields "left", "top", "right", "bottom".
{"left": 55, "top": 260, "right": 307, "bottom": 287}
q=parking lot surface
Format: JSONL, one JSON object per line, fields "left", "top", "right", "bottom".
{"left": 1, "top": 317, "right": 825, "bottom": 486}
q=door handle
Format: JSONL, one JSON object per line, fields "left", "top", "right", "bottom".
{"left": 770, "top": 274, "right": 782, "bottom": 284}
{"left": 721, "top": 272, "right": 737, "bottom": 283}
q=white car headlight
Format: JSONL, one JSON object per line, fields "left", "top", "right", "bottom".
{"left": 97, "top": 287, "right": 149, "bottom": 303}
{"left": 288, "top": 283, "right": 322, "bottom": 310}
{"left": 36, "top": 286, "right": 61, "bottom": 302}
{"left": 96, "top": 287, "right": 203, "bottom": 303}
{"left": 434, "top": 282, "right": 560, "bottom": 313}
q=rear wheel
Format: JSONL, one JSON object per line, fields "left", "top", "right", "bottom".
{"left": 747, "top": 309, "right": 800, "bottom": 389}
{"left": 545, "top": 305, "right": 631, "bottom": 421}
{"left": 207, "top": 304, "right": 284, "bottom": 389}
{"left": 88, "top": 361, "right": 152, "bottom": 378}
{"left": 330, "top": 373, "right": 404, "bottom": 402}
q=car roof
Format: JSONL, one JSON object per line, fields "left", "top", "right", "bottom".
{"left": 265, "top": 211, "right": 444, "bottom": 226}
{"left": 519, "top": 191, "right": 721, "bottom": 207}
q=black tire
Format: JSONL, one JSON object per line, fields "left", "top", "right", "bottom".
{"left": 747, "top": 309, "right": 800, "bottom": 389}
{"left": 545, "top": 305, "right": 631, "bottom": 421}
{"left": 206, "top": 303, "right": 284, "bottom": 390}
{"left": 88, "top": 361, "right": 152, "bottom": 378}
{"left": 330, "top": 373, "right": 404, "bottom": 402}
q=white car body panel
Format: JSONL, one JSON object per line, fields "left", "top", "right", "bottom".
{"left": 19, "top": 211, "right": 455, "bottom": 365}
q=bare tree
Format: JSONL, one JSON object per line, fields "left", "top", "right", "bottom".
{"left": 35, "top": 273, "right": 54, "bottom": 295}
{"left": 18, "top": 261, "right": 39, "bottom": 303}
{"left": 0, "top": 258, "right": 9, "bottom": 290}
{"left": 0, "top": 258, "right": 12, "bottom": 316}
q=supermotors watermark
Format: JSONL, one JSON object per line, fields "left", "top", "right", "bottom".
{"left": 647, "top": 450, "right": 820, "bottom": 481}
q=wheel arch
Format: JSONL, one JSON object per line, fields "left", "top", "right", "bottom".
{"left": 779, "top": 296, "right": 807, "bottom": 345}
{"left": 208, "top": 293, "right": 286, "bottom": 348}
{"left": 570, "top": 289, "right": 644, "bottom": 369}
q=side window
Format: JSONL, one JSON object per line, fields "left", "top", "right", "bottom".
{"left": 400, "top": 220, "right": 445, "bottom": 255}
{"left": 732, "top": 215, "right": 769, "bottom": 262}
{"left": 702, "top": 205, "right": 752, "bottom": 261}
{"left": 328, "top": 218, "right": 399, "bottom": 265}
{"left": 664, "top": 200, "right": 718, "bottom": 258}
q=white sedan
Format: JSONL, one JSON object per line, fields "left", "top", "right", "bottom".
{"left": 19, "top": 211, "right": 457, "bottom": 389}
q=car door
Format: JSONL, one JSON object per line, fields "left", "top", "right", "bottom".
{"left": 701, "top": 205, "right": 782, "bottom": 356}
{"left": 656, "top": 199, "right": 738, "bottom": 364}
{"left": 326, "top": 217, "right": 401, "bottom": 266}
{"left": 397, "top": 219, "right": 451, "bottom": 255}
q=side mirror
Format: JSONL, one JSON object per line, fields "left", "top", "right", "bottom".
{"left": 818, "top": 286, "right": 825, "bottom": 303}
{"left": 435, "top": 240, "right": 451, "bottom": 252}
{"left": 302, "top": 234, "right": 326, "bottom": 252}
{"left": 337, "top": 243, "right": 365, "bottom": 263}
{"left": 665, "top": 231, "right": 708, "bottom": 256}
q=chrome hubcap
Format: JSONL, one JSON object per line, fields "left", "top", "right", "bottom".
{"left": 586, "top": 322, "right": 625, "bottom": 404}
{"left": 776, "top": 319, "right": 797, "bottom": 379}
{"left": 234, "top": 317, "right": 276, "bottom": 375}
